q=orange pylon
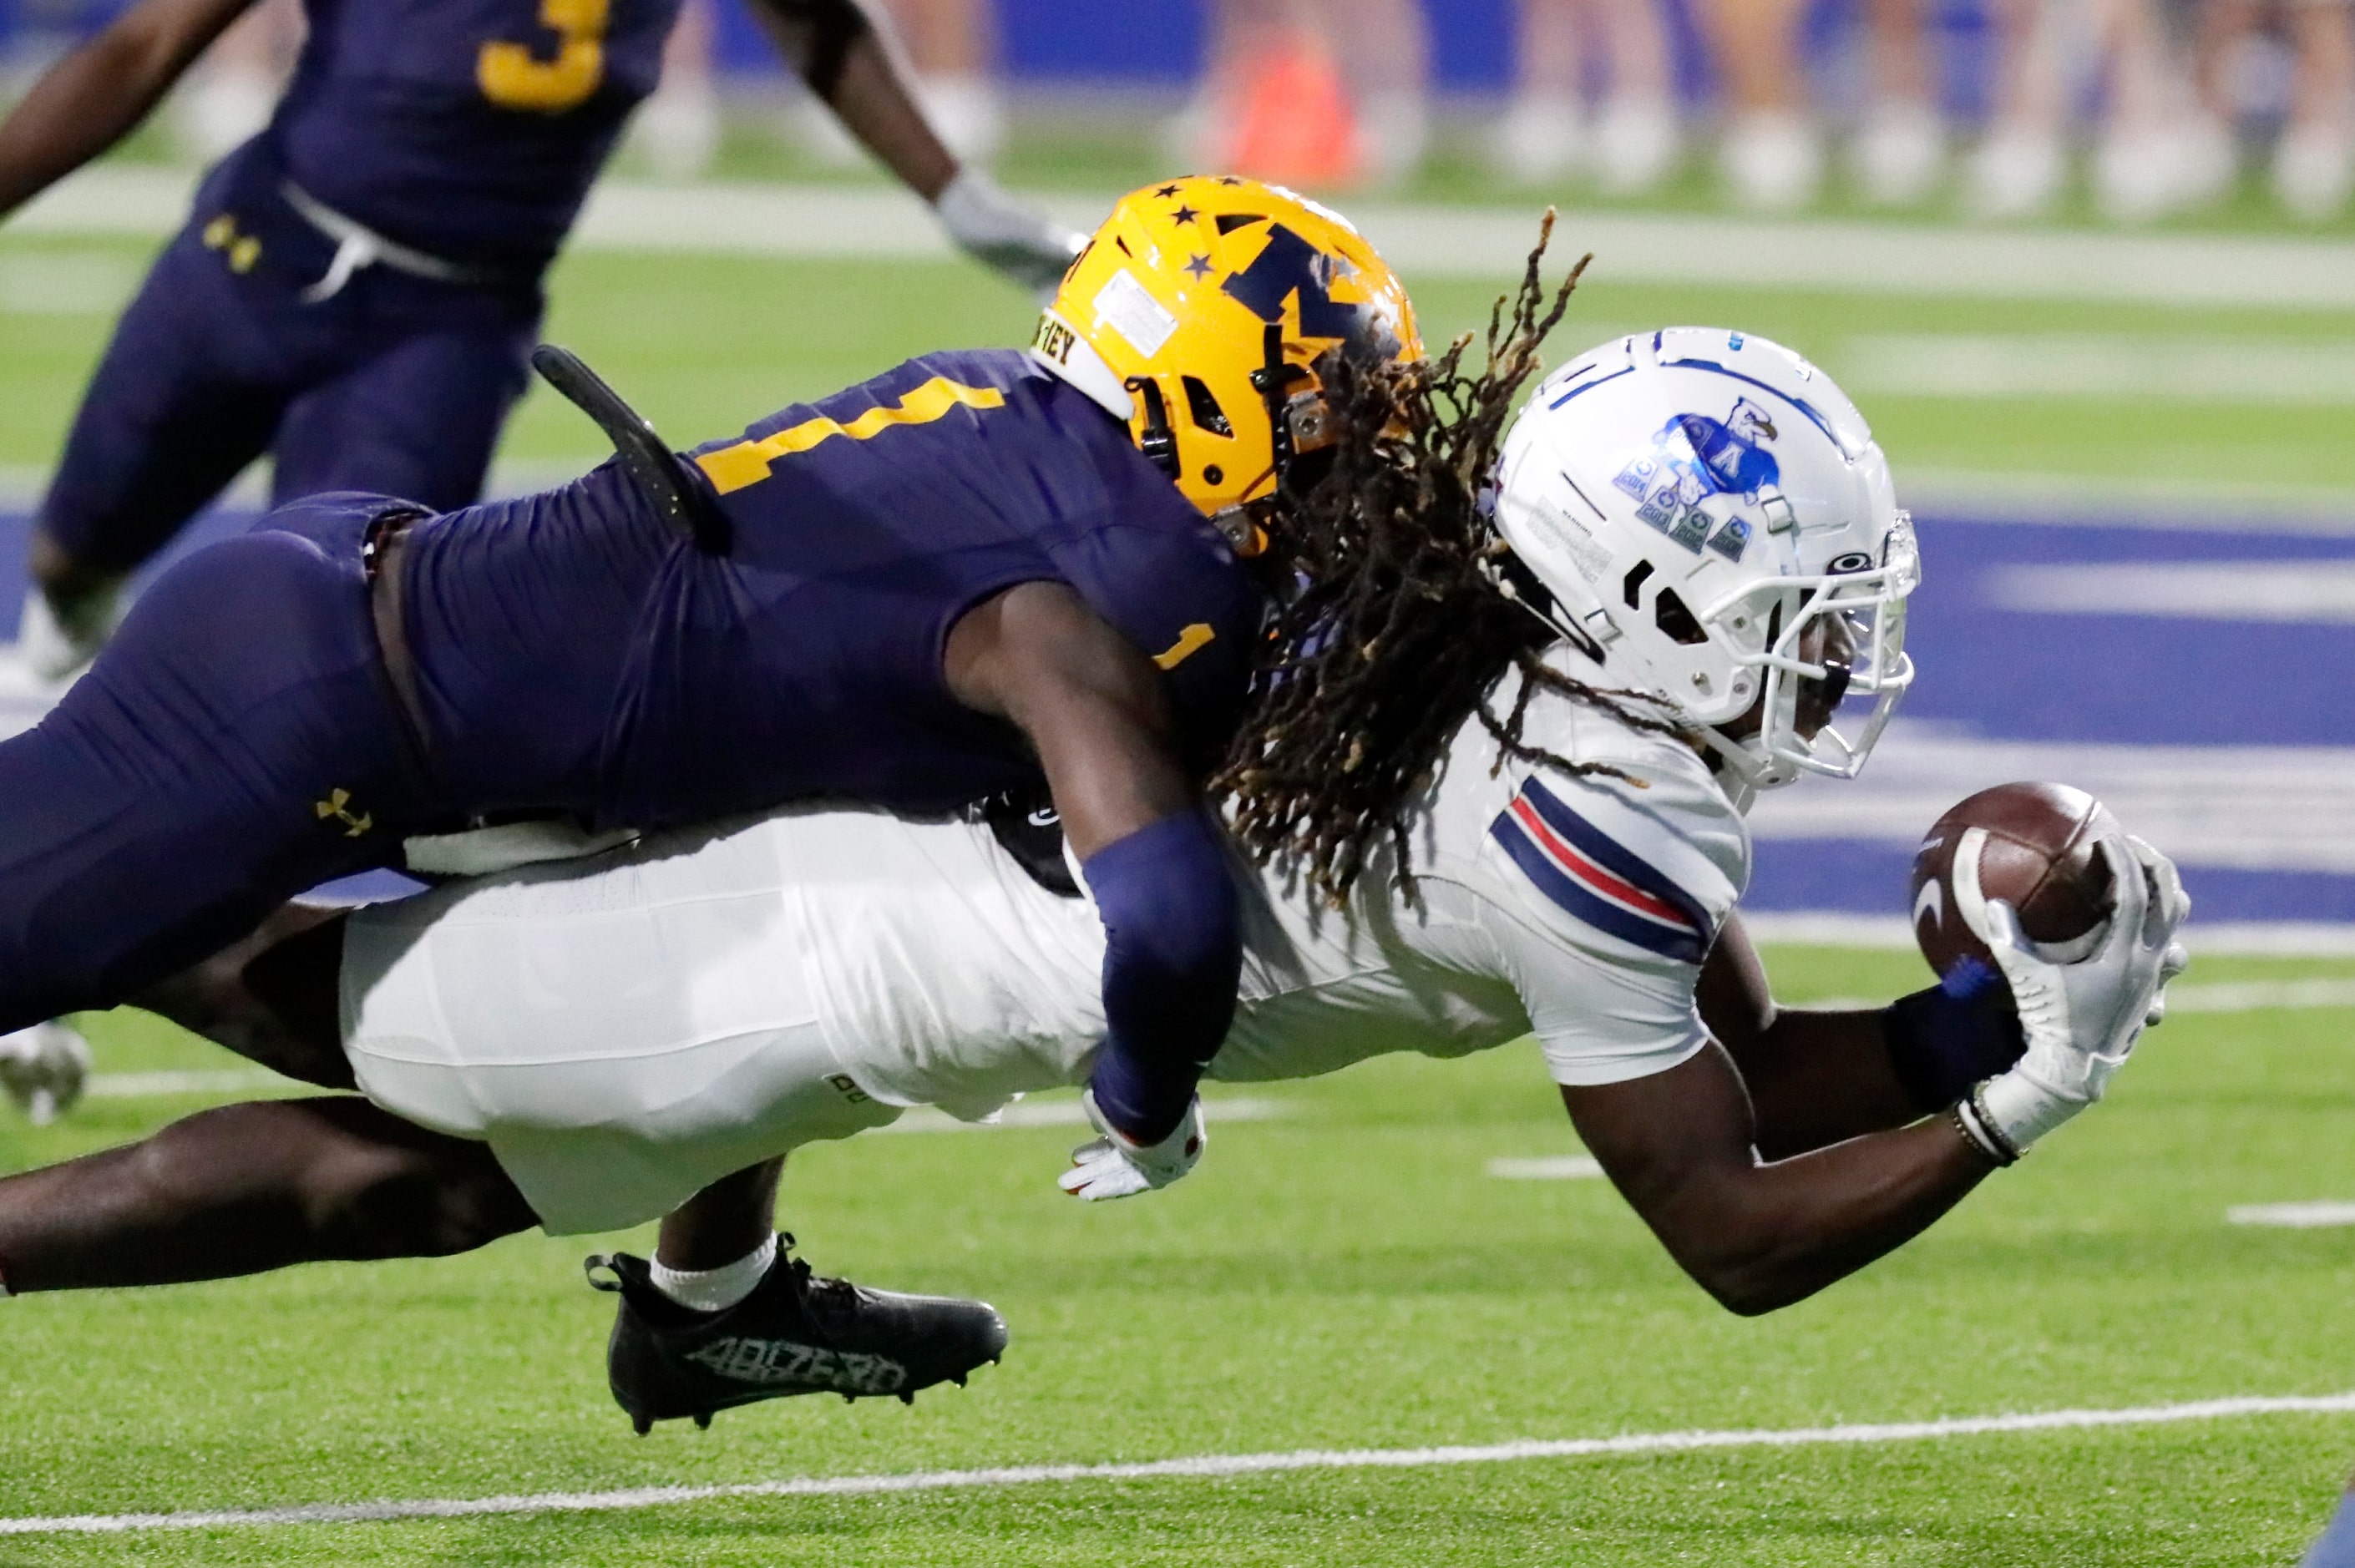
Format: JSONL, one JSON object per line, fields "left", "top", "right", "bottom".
{"left": 1223, "top": 29, "right": 1362, "bottom": 190}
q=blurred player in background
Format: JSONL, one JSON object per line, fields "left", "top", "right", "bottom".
{"left": 165, "top": 0, "right": 298, "bottom": 161}
{"left": 1968, "top": 0, "right": 2229, "bottom": 219}
{"left": 792, "top": 0, "right": 1005, "bottom": 168}
{"left": 1697, "top": 0, "right": 1950, "bottom": 209}
{"left": 0, "top": 322, "right": 2188, "bottom": 1444}
{"left": 1491, "top": 0, "right": 1680, "bottom": 194}
{"left": 0, "top": 0, "right": 1083, "bottom": 688}
{"left": 2194, "top": 0, "right": 2355, "bottom": 217}
{"left": 624, "top": 0, "right": 722, "bottom": 178}
{"left": 1171, "top": 0, "right": 1429, "bottom": 189}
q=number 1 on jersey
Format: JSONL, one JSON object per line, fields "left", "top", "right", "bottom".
{"left": 478, "top": 0, "right": 608, "bottom": 113}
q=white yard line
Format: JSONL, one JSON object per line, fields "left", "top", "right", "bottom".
{"left": 16, "top": 167, "right": 2355, "bottom": 308}
{"left": 84, "top": 1070, "right": 291, "bottom": 1099}
{"left": 1745, "top": 912, "right": 2355, "bottom": 958}
{"left": 875, "top": 1096, "right": 1285, "bottom": 1134}
{"left": 1780, "top": 978, "right": 2355, "bottom": 1014}
{"left": 2, "top": 1391, "right": 2348, "bottom": 1536}
{"left": 2229, "top": 1201, "right": 2355, "bottom": 1228}
{"left": 1748, "top": 723, "right": 2355, "bottom": 877}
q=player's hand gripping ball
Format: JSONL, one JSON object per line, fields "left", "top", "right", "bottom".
{"left": 1912, "top": 781, "right": 2192, "bottom": 1159}
{"left": 1911, "top": 782, "right": 2119, "bottom": 981}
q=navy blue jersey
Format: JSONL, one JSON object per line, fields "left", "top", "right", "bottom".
{"left": 266, "top": 0, "right": 680, "bottom": 272}
{"left": 403, "top": 349, "right": 1266, "bottom": 827}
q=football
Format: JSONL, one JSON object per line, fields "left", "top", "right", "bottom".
{"left": 1910, "top": 781, "right": 2119, "bottom": 981}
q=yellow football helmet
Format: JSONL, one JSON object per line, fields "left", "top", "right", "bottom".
{"left": 1028, "top": 175, "right": 1421, "bottom": 540}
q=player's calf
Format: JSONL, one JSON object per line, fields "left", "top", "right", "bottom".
{"left": 586, "top": 1234, "right": 1008, "bottom": 1434}
{"left": 0, "top": 1098, "right": 534, "bottom": 1291}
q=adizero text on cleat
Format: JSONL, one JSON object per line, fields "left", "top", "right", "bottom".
{"left": 584, "top": 1235, "right": 1008, "bottom": 1432}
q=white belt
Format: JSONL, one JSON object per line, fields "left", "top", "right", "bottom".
{"left": 279, "top": 180, "right": 503, "bottom": 302}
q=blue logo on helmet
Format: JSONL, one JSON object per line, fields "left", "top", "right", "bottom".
{"left": 1610, "top": 398, "right": 1780, "bottom": 561}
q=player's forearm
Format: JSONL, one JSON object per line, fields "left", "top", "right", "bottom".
{"left": 751, "top": 0, "right": 957, "bottom": 200}
{"left": 1649, "top": 1118, "right": 1993, "bottom": 1315}
{"left": 0, "top": 10, "right": 232, "bottom": 219}
{"left": 1732, "top": 1006, "right": 1922, "bottom": 1159}
{"left": 1566, "top": 1045, "right": 1996, "bottom": 1316}
{"left": 1083, "top": 808, "right": 1242, "bottom": 1143}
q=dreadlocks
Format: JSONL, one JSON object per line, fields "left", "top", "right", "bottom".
{"left": 1213, "top": 214, "right": 1686, "bottom": 902}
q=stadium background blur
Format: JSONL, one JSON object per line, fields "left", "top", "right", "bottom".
{"left": 2, "top": 2, "right": 2353, "bottom": 1563}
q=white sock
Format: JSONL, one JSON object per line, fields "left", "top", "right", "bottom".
{"left": 649, "top": 1234, "right": 776, "bottom": 1314}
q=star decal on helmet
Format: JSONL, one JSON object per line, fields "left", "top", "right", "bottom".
{"left": 1183, "top": 253, "right": 1214, "bottom": 280}
{"left": 1171, "top": 203, "right": 1201, "bottom": 225}
{"left": 1155, "top": 183, "right": 1183, "bottom": 198}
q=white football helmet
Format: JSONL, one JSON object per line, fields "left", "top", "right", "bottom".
{"left": 1488, "top": 327, "right": 1917, "bottom": 794}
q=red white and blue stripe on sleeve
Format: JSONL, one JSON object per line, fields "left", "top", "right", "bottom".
{"left": 1487, "top": 776, "right": 1716, "bottom": 964}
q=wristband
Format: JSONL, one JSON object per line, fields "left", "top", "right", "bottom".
{"left": 1883, "top": 958, "right": 2025, "bottom": 1112}
{"left": 1954, "top": 1087, "right": 2019, "bottom": 1166}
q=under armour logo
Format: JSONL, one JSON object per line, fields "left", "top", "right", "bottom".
{"left": 314, "top": 788, "right": 373, "bottom": 837}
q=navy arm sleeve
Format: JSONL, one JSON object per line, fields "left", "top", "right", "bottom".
{"left": 1081, "top": 808, "right": 1243, "bottom": 1146}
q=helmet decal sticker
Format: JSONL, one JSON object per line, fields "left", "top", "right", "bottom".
{"left": 1674, "top": 398, "right": 1781, "bottom": 498}
{"left": 1092, "top": 271, "right": 1180, "bottom": 358}
{"left": 1609, "top": 397, "right": 1785, "bottom": 557}
{"left": 1221, "top": 225, "right": 1385, "bottom": 351}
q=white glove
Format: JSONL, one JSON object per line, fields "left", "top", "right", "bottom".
{"left": 1957, "top": 832, "right": 2190, "bottom": 1158}
{"left": 1057, "top": 1088, "right": 1206, "bottom": 1201}
{"left": 932, "top": 167, "right": 1086, "bottom": 301}
{"left": 0, "top": 1020, "right": 93, "bottom": 1126}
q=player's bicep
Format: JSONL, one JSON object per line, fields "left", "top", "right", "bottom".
{"left": 942, "top": 580, "right": 1193, "bottom": 857}
{"left": 1476, "top": 769, "right": 1744, "bottom": 1085}
{"left": 1560, "top": 1043, "right": 1764, "bottom": 1262}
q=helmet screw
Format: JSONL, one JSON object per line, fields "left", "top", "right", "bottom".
{"left": 1690, "top": 672, "right": 1710, "bottom": 691}
{"left": 1204, "top": 464, "right": 1224, "bottom": 485}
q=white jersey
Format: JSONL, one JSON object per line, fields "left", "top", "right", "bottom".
{"left": 798, "top": 658, "right": 1750, "bottom": 1104}
{"left": 342, "top": 660, "right": 1750, "bottom": 1229}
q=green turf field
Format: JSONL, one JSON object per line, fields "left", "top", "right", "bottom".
{"left": 7, "top": 228, "right": 2355, "bottom": 502}
{"left": 0, "top": 947, "right": 2352, "bottom": 1563}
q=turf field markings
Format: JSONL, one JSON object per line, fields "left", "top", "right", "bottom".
{"left": 3, "top": 1390, "right": 2351, "bottom": 1536}
{"left": 84, "top": 1070, "right": 294, "bottom": 1100}
{"left": 20, "top": 166, "right": 2355, "bottom": 308}
{"left": 1786, "top": 979, "right": 2355, "bottom": 1014}
{"left": 1745, "top": 911, "right": 2355, "bottom": 956}
{"left": 876, "top": 1097, "right": 1287, "bottom": 1134}
{"left": 1840, "top": 334, "right": 2355, "bottom": 406}
{"left": 1749, "top": 723, "right": 2355, "bottom": 876}
{"left": 2229, "top": 1201, "right": 2355, "bottom": 1228}
{"left": 1984, "top": 561, "right": 2355, "bottom": 623}
{"left": 1486, "top": 1156, "right": 1605, "bottom": 1180}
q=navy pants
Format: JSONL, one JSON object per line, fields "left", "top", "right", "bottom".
{"left": 0, "top": 496, "right": 436, "bottom": 1030}
{"left": 38, "top": 147, "right": 540, "bottom": 577}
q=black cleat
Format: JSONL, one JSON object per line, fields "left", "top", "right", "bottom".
{"left": 584, "top": 1234, "right": 1008, "bottom": 1434}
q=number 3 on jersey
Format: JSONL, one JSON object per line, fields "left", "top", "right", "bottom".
{"left": 478, "top": 0, "right": 607, "bottom": 113}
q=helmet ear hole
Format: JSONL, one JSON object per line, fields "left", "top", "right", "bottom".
{"left": 1183, "top": 376, "right": 1234, "bottom": 437}
{"left": 1654, "top": 589, "right": 1708, "bottom": 646}
{"left": 1621, "top": 559, "right": 1654, "bottom": 610}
